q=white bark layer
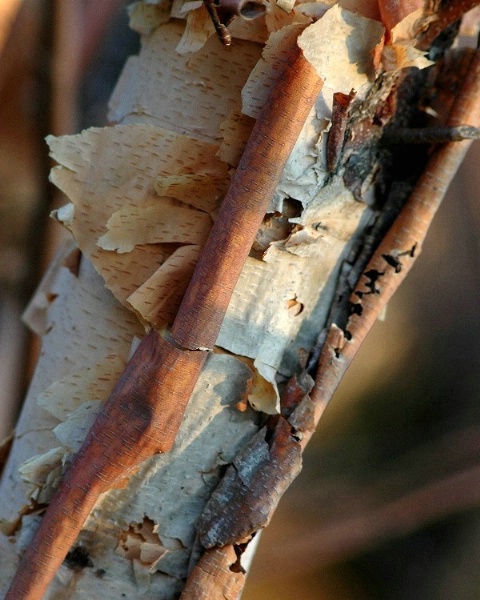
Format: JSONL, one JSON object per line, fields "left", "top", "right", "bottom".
{"left": 0, "top": 2, "right": 431, "bottom": 597}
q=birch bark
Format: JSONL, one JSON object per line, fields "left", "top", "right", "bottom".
{"left": 1, "top": 1, "right": 476, "bottom": 598}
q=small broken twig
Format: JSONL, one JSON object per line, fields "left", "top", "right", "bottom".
{"left": 203, "top": 0, "right": 232, "bottom": 46}
{"left": 383, "top": 124, "right": 480, "bottom": 144}
{"left": 203, "top": 0, "right": 266, "bottom": 46}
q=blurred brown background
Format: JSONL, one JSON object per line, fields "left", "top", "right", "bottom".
{"left": 1, "top": 2, "right": 480, "bottom": 598}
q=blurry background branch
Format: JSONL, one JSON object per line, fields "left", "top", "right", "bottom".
{"left": 0, "top": 0, "right": 136, "bottom": 440}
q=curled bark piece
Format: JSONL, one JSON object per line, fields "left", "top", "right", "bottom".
{"left": 197, "top": 417, "right": 302, "bottom": 548}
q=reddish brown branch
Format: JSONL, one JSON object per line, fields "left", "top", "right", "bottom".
{"left": 6, "top": 45, "right": 322, "bottom": 599}
{"left": 180, "top": 546, "right": 246, "bottom": 599}
{"left": 307, "top": 46, "right": 480, "bottom": 443}
{"left": 6, "top": 332, "right": 207, "bottom": 599}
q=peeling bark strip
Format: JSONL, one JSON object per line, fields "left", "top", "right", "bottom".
{"left": 180, "top": 546, "right": 245, "bottom": 600}
{"left": 5, "top": 44, "right": 322, "bottom": 600}
{"left": 197, "top": 418, "right": 302, "bottom": 548}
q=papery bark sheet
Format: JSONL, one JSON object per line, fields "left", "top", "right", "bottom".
{"left": 0, "top": 1, "right": 461, "bottom": 598}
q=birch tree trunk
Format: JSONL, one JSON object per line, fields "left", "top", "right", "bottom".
{"left": 1, "top": 1, "right": 479, "bottom": 598}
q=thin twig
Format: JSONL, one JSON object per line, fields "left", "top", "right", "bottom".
{"left": 203, "top": 0, "right": 232, "bottom": 46}
{"left": 383, "top": 124, "right": 480, "bottom": 144}
{"left": 5, "top": 44, "right": 322, "bottom": 600}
